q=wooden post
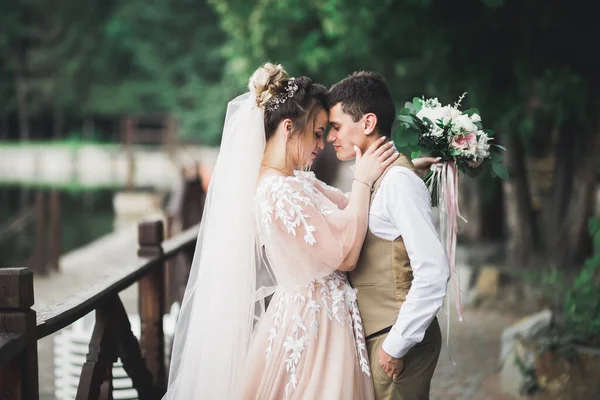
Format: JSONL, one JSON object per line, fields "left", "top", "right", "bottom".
{"left": 121, "top": 117, "right": 136, "bottom": 191}
{"left": 48, "top": 190, "right": 61, "bottom": 271}
{"left": 137, "top": 221, "right": 166, "bottom": 393}
{"left": 164, "top": 117, "right": 177, "bottom": 158}
{"left": 28, "top": 191, "right": 48, "bottom": 274}
{"left": 0, "top": 268, "right": 39, "bottom": 400}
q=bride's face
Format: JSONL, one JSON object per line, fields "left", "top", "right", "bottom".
{"left": 292, "top": 109, "right": 328, "bottom": 169}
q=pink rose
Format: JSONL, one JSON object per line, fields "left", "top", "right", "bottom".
{"left": 451, "top": 134, "right": 468, "bottom": 149}
{"left": 465, "top": 132, "right": 478, "bottom": 153}
{"left": 465, "top": 132, "right": 477, "bottom": 147}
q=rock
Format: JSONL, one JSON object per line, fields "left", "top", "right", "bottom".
{"left": 499, "top": 309, "right": 552, "bottom": 366}
{"left": 534, "top": 346, "right": 600, "bottom": 400}
{"left": 500, "top": 337, "right": 536, "bottom": 398}
{"left": 471, "top": 265, "right": 500, "bottom": 304}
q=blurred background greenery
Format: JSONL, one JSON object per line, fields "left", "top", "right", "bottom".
{"left": 1, "top": 1, "right": 600, "bottom": 396}
{"left": 1, "top": 0, "right": 598, "bottom": 267}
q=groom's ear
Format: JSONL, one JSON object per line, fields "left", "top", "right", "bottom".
{"left": 362, "top": 113, "right": 378, "bottom": 136}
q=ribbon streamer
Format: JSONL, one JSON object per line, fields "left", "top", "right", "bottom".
{"left": 428, "top": 161, "right": 466, "bottom": 364}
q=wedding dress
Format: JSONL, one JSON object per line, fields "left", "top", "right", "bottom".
{"left": 242, "top": 171, "right": 374, "bottom": 399}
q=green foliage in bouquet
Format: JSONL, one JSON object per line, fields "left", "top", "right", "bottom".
{"left": 393, "top": 96, "right": 509, "bottom": 181}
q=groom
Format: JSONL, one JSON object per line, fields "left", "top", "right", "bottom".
{"left": 326, "top": 72, "right": 450, "bottom": 400}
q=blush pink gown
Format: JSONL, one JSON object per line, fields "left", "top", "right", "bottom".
{"left": 242, "top": 171, "right": 374, "bottom": 400}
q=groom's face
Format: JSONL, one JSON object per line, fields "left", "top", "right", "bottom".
{"left": 327, "top": 103, "right": 369, "bottom": 161}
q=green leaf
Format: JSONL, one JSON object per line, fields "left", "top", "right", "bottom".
{"left": 492, "top": 162, "right": 509, "bottom": 180}
{"left": 491, "top": 152, "right": 503, "bottom": 163}
{"left": 463, "top": 108, "right": 480, "bottom": 117}
{"left": 411, "top": 150, "right": 422, "bottom": 159}
{"left": 397, "top": 115, "right": 416, "bottom": 125}
{"left": 399, "top": 107, "right": 412, "bottom": 116}
{"left": 422, "top": 117, "right": 434, "bottom": 128}
{"left": 483, "top": 129, "right": 494, "bottom": 136}
{"left": 450, "top": 149, "right": 462, "bottom": 156}
{"left": 392, "top": 125, "right": 408, "bottom": 147}
{"left": 406, "top": 130, "right": 420, "bottom": 146}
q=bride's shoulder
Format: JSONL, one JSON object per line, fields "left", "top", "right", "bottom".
{"left": 293, "top": 170, "right": 316, "bottom": 181}
{"left": 256, "top": 171, "right": 315, "bottom": 199}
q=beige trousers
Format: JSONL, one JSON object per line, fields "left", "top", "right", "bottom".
{"left": 366, "top": 318, "right": 442, "bottom": 400}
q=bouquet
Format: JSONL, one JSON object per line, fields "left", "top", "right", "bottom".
{"left": 393, "top": 94, "right": 508, "bottom": 322}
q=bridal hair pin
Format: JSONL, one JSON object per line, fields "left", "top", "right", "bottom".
{"left": 265, "top": 78, "right": 299, "bottom": 112}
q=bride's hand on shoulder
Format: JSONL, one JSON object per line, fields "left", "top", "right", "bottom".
{"left": 353, "top": 136, "right": 399, "bottom": 187}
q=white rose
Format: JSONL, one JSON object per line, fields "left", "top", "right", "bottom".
{"left": 417, "top": 106, "right": 448, "bottom": 124}
{"left": 475, "top": 131, "right": 491, "bottom": 158}
{"left": 431, "top": 125, "right": 444, "bottom": 137}
{"left": 455, "top": 114, "right": 477, "bottom": 133}
{"left": 470, "top": 113, "right": 481, "bottom": 123}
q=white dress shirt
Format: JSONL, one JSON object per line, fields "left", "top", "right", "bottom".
{"left": 369, "top": 166, "right": 450, "bottom": 358}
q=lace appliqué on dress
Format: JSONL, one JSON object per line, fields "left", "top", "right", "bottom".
{"left": 256, "top": 173, "right": 332, "bottom": 246}
{"left": 255, "top": 173, "right": 369, "bottom": 399}
{"left": 266, "top": 273, "right": 371, "bottom": 400}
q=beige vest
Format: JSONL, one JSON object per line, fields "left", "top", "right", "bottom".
{"left": 348, "top": 155, "right": 415, "bottom": 337}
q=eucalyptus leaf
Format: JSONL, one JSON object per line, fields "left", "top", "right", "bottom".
{"left": 492, "top": 162, "right": 509, "bottom": 180}
{"left": 491, "top": 152, "right": 503, "bottom": 163}
{"left": 463, "top": 108, "right": 480, "bottom": 117}
{"left": 393, "top": 131, "right": 408, "bottom": 147}
{"left": 406, "top": 130, "right": 420, "bottom": 146}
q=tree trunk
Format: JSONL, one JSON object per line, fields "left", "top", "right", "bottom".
{"left": 458, "top": 177, "right": 482, "bottom": 243}
{"left": 502, "top": 133, "right": 538, "bottom": 267}
{"left": 547, "top": 119, "right": 600, "bottom": 268}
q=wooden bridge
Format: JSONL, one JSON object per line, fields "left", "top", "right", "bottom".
{"left": 0, "top": 219, "right": 198, "bottom": 399}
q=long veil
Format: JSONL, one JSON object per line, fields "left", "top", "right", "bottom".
{"left": 164, "top": 92, "right": 270, "bottom": 398}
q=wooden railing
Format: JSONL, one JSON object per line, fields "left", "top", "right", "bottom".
{"left": 0, "top": 219, "right": 198, "bottom": 400}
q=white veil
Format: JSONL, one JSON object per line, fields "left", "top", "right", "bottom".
{"left": 164, "top": 92, "right": 270, "bottom": 398}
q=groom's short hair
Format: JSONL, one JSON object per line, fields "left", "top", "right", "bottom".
{"left": 327, "top": 71, "right": 396, "bottom": 136}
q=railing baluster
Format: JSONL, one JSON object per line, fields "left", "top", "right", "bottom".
{"left": 138, "top": 220, "right": 166, "bottom": 394}
{"left": 76, "top": 297, "right": 119, "bottom": 400}
{"left": 0, "top": 267, "right": 38, "bottom": 400}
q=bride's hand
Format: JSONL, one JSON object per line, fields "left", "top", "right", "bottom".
{"left": 353, "top": 137, "right": 399, "bottom": 187}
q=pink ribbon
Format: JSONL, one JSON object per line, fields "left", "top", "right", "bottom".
{"left": 429, "top": 161, "right": 466, "bottom": 364}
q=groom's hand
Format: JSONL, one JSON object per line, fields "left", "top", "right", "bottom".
{"left": 412, "top": 156, "right": 441, "bottom": 178}
{"left": 378, "top": 346, "right": 404, "bottom": 381}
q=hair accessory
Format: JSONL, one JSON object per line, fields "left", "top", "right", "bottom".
{"left": 265, "top": 78, "right": 299, "bottom": 112}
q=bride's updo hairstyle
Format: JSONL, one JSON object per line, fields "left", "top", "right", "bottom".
{"left": 249, "top": 63, "right": 327, "bottom": 143}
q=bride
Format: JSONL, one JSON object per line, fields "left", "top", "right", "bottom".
{"left": 164, "top": 63, "right": 399, "bottom": 399}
